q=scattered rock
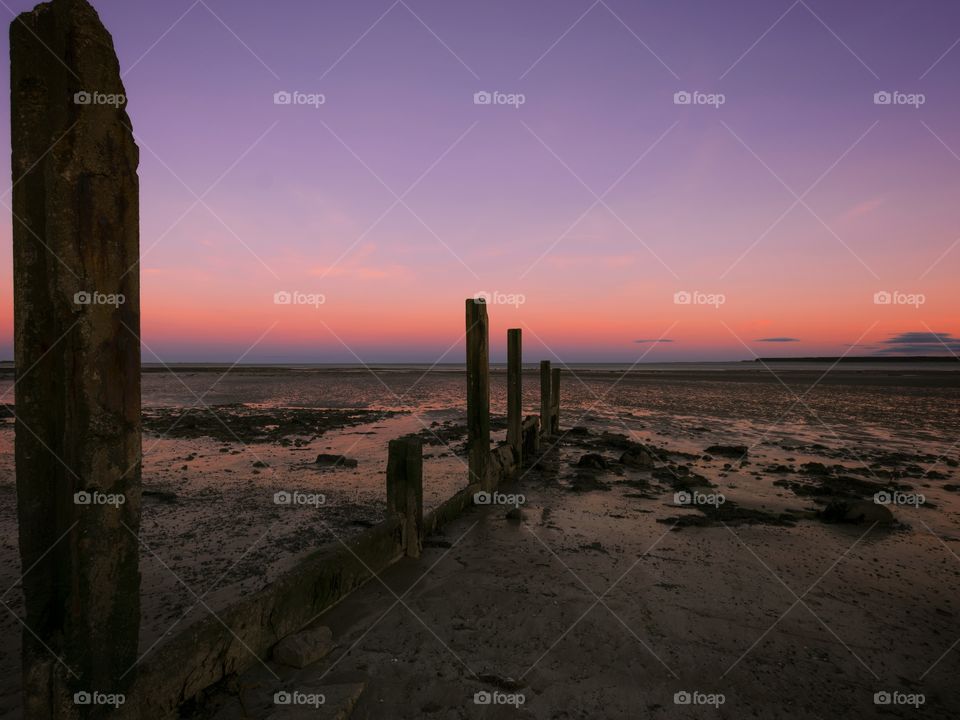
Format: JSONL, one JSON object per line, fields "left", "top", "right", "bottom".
{"left": 315, "top": 454, "right": 358, "bottom": 468}
{"left": 620, "top": 446, "right": 654, "bottom": 469}
{"left": 575, "top": 453, "right": 609, "bottom": 470}
{"left": 659, "top": 500, "right": 798, "bottom": 528}
{"left": 705, "top": 445, "right": 748, "bottom": 458}
{"left": 653, "top": 465, "right": 713, "bottom": 489}
{"left": 819, "top": 499, "right": 894, "bottom": 525}
{"left": 142, "top": 405, "right": 395, "bottom": 444}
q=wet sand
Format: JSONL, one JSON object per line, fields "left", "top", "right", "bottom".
{"left": 0, "top": 365, "right": 958, "bottom": 717}
{"left": 200, "top": 426, "right": 960, "bottom": 719}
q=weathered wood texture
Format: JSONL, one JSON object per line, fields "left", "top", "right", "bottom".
{"left": 11, "top": 1, "right": 141, "bottom": 716}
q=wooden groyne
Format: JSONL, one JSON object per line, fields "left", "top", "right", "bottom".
{"left": 9, "top": 2, "right": 565, "bottom": 716}
{"left": 125, "top": 310, "right": 550, "bottom": 717}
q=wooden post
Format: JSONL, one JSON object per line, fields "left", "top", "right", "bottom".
{"left": 507, "top": 329, "right": 522, "bottom": 468}
{"left": 522, "top": 415, "right": 540, "bottom": 458}
{"left": 466, "top": 299, "right": 490, "bottom": 489}
{"left": 11, "top": 1, "right": 141, "bottom": 716}
{"left": 551, "top": 367, "right": 561, "bottom": 434}
{"left": 387, "top": 437, "right": 424, "bottom": 558}
{"left": 540, "top": 360, "right": 552, "bottom": 437}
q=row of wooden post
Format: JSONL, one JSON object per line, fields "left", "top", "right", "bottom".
{"left": 10, "top": 2, "right": 562, "bottom": 709}
{"left": 387, "top": 298, "right": 560, "bottom": 558}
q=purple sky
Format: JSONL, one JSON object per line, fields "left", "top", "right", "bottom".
{"left": 1, "top": 0, "right": 958, "bottom": 362}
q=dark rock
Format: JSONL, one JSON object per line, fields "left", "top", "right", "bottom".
{"left": 620, "top": 446, "right": 655, "bottom": 469}
{"left": 315, "top": 453, "right": 358, "bottom": 468}
{"left": 820, "top": 499, "right": 894, "bottom": 525}
{"left": 705, "top": 445, "right": 748, "bottom": 458}
{"left": 658, "top": 500, "right": 798, "bottom": 528}
{"left": 575, "top": 453, "right": 609, "bottom": 470}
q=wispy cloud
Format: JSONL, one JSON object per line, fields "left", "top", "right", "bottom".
{"left": 755, "top": 337, "right": 799, "bottom": 342}
{"left": 839, "top": 197, "right": 883, "bottom": 223}
{"left": 634, "top": 338, "right": 674, "bottom": 344}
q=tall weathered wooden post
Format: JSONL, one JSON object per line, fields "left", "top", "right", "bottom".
{"left": 540, "top": 360, "right": 552, "bottom": 437}
{"left": 11, "top": 1, "right": 141, "bottom": 716}
{"left": 507, "top": 329, "right": 522, "bottom": 467}
{"left": 551, "top": 367, "right": 561, "bottom": 434}
{"left": 387, "top": 437, "right": 424, "bottom": 558}
{"left": 466, "top": 299, "right": 490, "bottom": 488}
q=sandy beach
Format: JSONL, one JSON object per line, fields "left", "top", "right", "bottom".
{"left": 197, "top": 393, "right": 960, "bottom": 718}
{"left": 1, "top": 364, "right": 958, "bottom": 717}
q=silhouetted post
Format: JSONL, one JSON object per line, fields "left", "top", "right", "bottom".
{"left": 540, "top": 361, "right": 552, "bottom": 437}
{"left": 11, "top": 0, "right": 141, "bottom": 716}
{"left": 522, "top": 415, "right": 540, "bottom": 458}
{"left": 507, "top": 329, "right": 522, "bottom": 467}
{"left": 466, "top": 299, "right": 490, "bottom": 489}
{"left": 387, "top": 437, "right": 423, "bottom": 558}
{"left": 551, "top": 368, "right": 561, "bottom": 434}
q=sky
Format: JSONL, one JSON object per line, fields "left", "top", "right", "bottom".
{"left": 0, "top": 0, "right": 958, "bottom": 363}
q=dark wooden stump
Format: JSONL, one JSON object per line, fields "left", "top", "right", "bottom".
{"left": 11, "top": 1, "right": 142, "bottom": 716}
{"left": 466, "top": 299, "right": 490, "bottom": 488}
{"left": 387, "top": 437, "right": 424, "bottom": 558}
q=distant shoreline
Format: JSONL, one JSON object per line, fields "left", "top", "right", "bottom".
{"left": 1, "top": 356, "right": 958, "bottom": 373}
{"left": 754, "top": 356, "right": 959, "bottom": 363}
